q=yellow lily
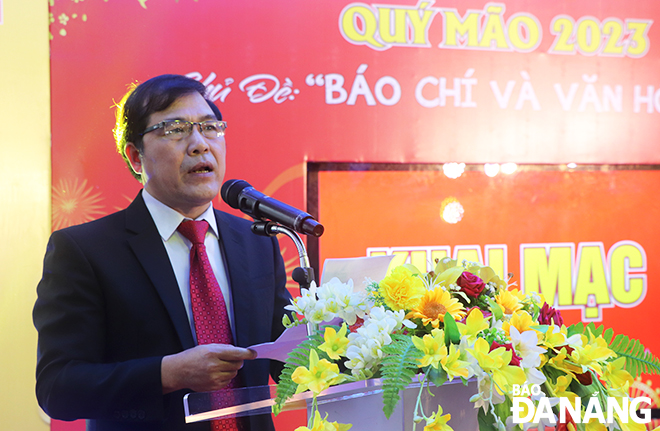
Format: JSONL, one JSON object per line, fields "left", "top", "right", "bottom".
{"left": 569, "top": 333, "right": 615, "bottom": 375}
{"left": 318, "top": 323, "right": 349, "bottom": 360}
{"left": 412, "top": 329, "right": 447, "bottom": 369}
{"left": 457, "top": 308, "right": 489, "bottom": 343}
{"left": 584, "top": 418, "right": 608, "bottom": 431}
{"left": 292, "top": 349, "right": 345, "bottom": 395}
{"left": 546, "top": 348, "right": 585, "bottom": 376}
{"left": 466, "top": 338, "right": 526, "bottom": 395}
{"left": 424, "top": 405, "right": 454, "bottom": 431}
{"left": 294, "top": 410, "right": 352, "bottom": 431}
{"left": 441, "top": 344, "right": 470, "bottom": 380}
{"left": 433, "top": 257, "right": 458, "bottom": 275}
{"left": 502, "top": 310, "right": 536, "bottom": 336}
{"left": 476, "top": 265, "right": 507, "bottom": 290}
{"left": 541, "top": 325, "right": 572, "bottom": 350}
{"left": 433, "top": 266, "right": 465, "bottom": 288}
{"left": 602, "top": 357, "right": 633, "bottom": 397}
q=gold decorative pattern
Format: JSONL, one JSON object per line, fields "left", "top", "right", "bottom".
{"left": 630, "top": 377, "right": 660, "bottom": 430}
{"left": 52, "top": 178, "right": 106, "bottom": 230}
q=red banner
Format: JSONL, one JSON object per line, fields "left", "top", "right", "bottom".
{"left": 48, "top": 1, "right": 660, "bottom": 428}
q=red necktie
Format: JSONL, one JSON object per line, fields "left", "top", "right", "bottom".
{"left": 177, "top": 220, "right": 241, "bottom": 431}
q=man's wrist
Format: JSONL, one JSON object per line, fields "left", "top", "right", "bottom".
{"left": 161, "top": 354, "right": 181, "bottom": 394}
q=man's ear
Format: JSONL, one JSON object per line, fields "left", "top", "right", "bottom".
{"left": 125, "top": 143, "right": 143, "bottom": 177}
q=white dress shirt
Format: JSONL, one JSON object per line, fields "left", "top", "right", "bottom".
{"left": 142, "top": 189, "right": 235, "bottom": 343}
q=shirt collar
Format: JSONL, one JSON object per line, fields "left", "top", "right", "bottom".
{"left": 142, "top": 189, "right": 219, "bottom": 241}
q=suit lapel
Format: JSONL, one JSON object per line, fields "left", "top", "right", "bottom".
{"left": 125, "top": 192, "right": 196, "bottom": 350}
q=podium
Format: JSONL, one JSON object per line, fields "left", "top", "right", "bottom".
{"left": 184, "top": 378, "right": 479, "bottom": 430}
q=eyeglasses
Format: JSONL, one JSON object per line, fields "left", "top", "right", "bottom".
{"left": 141, "top": 120, "right": 227, "bottom": 140}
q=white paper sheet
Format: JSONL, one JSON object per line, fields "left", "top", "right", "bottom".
{"left": 320, "top": 255, "right": 394, "bottom": 292}
{"left": 249, "top": 324, "right": 308, "bottom": 362}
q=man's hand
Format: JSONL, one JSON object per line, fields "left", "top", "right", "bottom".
{"left": 161, "top": 344, "right": 257, "bottom": 394}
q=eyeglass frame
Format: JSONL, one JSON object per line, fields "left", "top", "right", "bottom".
{"left": 140, "top": 120, "right": 228, "bottom": 139}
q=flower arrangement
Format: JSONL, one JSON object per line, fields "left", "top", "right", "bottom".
{"left": 273, "top": 258, "right": 660, "bottom": 431}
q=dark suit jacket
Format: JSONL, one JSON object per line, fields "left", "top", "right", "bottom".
{"left": 33, "top": 192, "right": 292, "bottom": 431}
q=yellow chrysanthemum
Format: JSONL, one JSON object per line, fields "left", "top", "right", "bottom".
{"left": 292, "top": 349, "right": 345, "bottom": 395}
{"left": 424, "top": 405, "right": 454, "bottom": 431}
{"left": 318, "top": 323, "right": 349, "bottom": 360}
{"left": 494, "top": 288, "right": 525, "bottom": 315}
{"left": 406, "top": 288, "right": 466, "bottom": 328}
{"left": 378, "top": 266, "right": 426, "bottom": 311}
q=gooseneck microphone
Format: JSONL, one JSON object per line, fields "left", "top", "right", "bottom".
{"left": 220, "top": 179, "right": 324, "bottom": 237}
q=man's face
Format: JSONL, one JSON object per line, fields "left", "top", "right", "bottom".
{"left": 126, "top": 92, "right": 226, "bottom": 218}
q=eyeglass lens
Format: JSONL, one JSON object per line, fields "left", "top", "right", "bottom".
{"left": 163, "top": 121, "right": 225, "bottom": 139}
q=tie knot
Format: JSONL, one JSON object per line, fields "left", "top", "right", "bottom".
{"left": 177, "top": 220, "right": 209, "bottom": 244}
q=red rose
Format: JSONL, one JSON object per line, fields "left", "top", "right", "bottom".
{"left": 489, "top": 341, "right": 522, "bottom": 367}
{"left": 348, "top": 317, "right": 364, "bottom": 333}
{"left": 538, "top": 303, "right": 564, "bottom": 326}
{"left": 456, "top": 272, "right": 486, "bottom": 298}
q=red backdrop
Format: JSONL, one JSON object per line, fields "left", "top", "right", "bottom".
{"left": 48, "top": 1, "right": 660, "bottom": 429}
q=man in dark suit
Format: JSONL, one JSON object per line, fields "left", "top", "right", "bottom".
{"left": 33, "top": 74, "right": 292, "bottom": 431}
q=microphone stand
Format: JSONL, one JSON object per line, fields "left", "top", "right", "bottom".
{"left": 250, "top": 221, "right": 315, "bottom": 292}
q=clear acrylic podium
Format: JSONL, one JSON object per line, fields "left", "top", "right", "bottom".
{"left": 184, "top": 377, "right": 479, "bottom": 430}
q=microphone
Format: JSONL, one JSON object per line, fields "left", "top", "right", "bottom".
{"left": 221, "top": 179, "right": 324, "bottom": 237}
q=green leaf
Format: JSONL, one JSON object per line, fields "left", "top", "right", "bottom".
{"left": 566, "top": 322, "right": 583, "bottom": 338}
{"left": 380, "top": 334, "right": 423, "bottom": 419}
{"left": 493, "top": 397, "right": 514, "bottom": 428}
{"left": 477, "top": 408, "right": 499, "bottom": 431}
{"left": 403, "top": 263, "right": 422, "bottom": 275}
{"left": 568, "top": 370, "right": 599, "bottom": 399}
{"left": 426, "top": 366, "right": 448, "bottom": 387}
{"left": 530, "top": 324, "right": 550, "bottom": 334}
{"left": 443, "top": 313, "right": 461, "bottom": 344}
{"left": 487, "top": 297, "right": 503, "bottom": 320}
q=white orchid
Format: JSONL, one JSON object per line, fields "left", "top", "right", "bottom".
{"left": 285, "top": 278, "right": 367, "bottom": 325}
{"left": 509, "top": 326, "right": 546, "bottom": 369}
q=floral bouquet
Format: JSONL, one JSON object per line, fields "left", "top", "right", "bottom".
{"left": 272, "top": 258, "right": 660, "bottom": 431}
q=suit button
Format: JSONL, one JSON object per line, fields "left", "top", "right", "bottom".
{"left": 138, "top": 410, "right": 146, "bottom": 420}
